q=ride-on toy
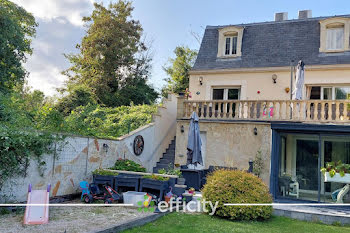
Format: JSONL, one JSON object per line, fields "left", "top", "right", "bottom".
{"left": 80, "top": 181, "right": 121, "bottom": 204}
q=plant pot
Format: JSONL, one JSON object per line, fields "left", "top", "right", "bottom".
{"left": 324, "top": 172, "right": 350, "bottom": 184}
{"left": 140, "top": 178, "right": 169, "bottom": 190}
{"left": 93, "top": 174, "right": 116, "bottom": 187}
{"left": 139, "top": 178, "right": 169, "bottom": 201}
{"left": 177, "top": 177, "right": 186, "bottom": 185}
{"left": 114, "top": 176, "right": 140, "bottom": 192}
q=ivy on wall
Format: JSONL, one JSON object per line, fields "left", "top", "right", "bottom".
{"left": 0, "top": 126, "right": 64, "bottom": 190}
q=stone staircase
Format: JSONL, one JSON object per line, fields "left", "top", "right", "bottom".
{"left": 153, "top": 137, "right": 176, "bottom": 173}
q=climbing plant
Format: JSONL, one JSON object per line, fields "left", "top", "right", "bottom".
{"left": 0, "top": 125, "right": 63, "bottom": 190}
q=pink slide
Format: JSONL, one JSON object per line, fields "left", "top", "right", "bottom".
{"left": 23, "top": 184, "right": 51, "bottom": 225}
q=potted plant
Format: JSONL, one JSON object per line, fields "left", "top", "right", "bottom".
{"left": 140, "top": 175, "right": 169, "bottom": 191}
{"left": 321, "top": 161, "right": 350, "bottom": 183}
{"left": 188, "top": 187, "right": 195, "bottom": 194}
{"left": 111, "top": 158, "right": 146, "bottom": 173}
{"left": 158, "top": 167, "right": 184, "bottom": 185}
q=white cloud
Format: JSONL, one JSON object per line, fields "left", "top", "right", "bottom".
{"left": 24, "top": 48, "right": 69, "bottom": 96}
{"left": 12, "top": 0, "right": 94, "bottom": 26}
{"left": 9, "top": 1, "right": 90, "bottom": 96}
{"left": 25, "top": 62, "right": 67, "bottom": 96}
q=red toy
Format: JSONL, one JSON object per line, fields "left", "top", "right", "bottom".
{"left": 83, "top": 183, "right": 121, "bottom": 204}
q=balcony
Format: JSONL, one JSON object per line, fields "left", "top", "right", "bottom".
{"left": 179, "top": 99, "right": 350, "bottom": 123}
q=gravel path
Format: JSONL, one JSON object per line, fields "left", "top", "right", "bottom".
{"left": 0, "top": 200, "right": 153, "bottom": 233}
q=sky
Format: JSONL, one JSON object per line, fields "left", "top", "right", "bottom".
{"left": 12, "top": 0, "right": 350, "bottom": 96}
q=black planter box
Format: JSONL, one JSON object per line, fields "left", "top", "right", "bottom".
{"left": 117, "top": 173, "right": 142, "bottom": 178}
{"left": 139, "top": 178, "right": 169, "bottom": 201}
{"left": 168, "top": 177, "right": 177, "bottom": 188}
{"left": 140, "top": 178, "right": 169, "bottom": 190}
{"left": 114, "top": 176, "right": 140, "bottom": 192}
{"left": 93, "top": 174, "right": 116, "bottom": 188}
{"left": 180, "top": 169, "right": 203, "bottom": 191}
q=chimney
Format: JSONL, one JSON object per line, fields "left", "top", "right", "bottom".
{"left": 275, "top": 12, "right": 288, "bottom": 22}
{"left": 298, "top": 10, "right": 312, "bottom": 19}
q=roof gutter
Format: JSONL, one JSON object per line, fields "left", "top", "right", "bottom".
{"left": 189, "top": 64, "right": 350, "bottom": 75}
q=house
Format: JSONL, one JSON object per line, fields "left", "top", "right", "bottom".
{"left": 174, "top": 10, "right": 350, "bottom": 203}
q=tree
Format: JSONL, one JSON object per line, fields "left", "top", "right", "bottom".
{"left": 0, "top": 0, "right": 37, "bottom": 93}
{"left": 162, "top": 46, "right": 197, "bottom": 96}
{"left": 62, "top": 1, "right": 158, "bottom": 107}
{"left": 56, "top": 84, "right": 97, "bottom": 116}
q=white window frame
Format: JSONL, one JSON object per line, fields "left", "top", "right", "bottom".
{"left": 224, "top": 36, "right": 238, "bottom": 56}
{"left": 319, "top": 17, "right": 350, "bottom": 53}
{"left": 217, "top": 26, "right": 244, "bottom": 58}
{"left": 212, "top": 87, "right": 240, "bottom": 100}
{"left": 326, "top": 26, "right": 345, "bottom": 51}
{"left": 311, "top": 86, "right": 350, "bottom": 100}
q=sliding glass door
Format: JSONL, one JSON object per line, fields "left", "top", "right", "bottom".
{"left": 277, "top": 133, "right": 350, "bottom": 203}
{"left": 321, "top": 136, "right": 350, "bottom": 203}
{"left": 278, "top": 134, "right": 319, "bottom": 201}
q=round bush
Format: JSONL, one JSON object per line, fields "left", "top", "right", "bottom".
{"left": 202, "top": 169, "right": 272, "bottom": 221}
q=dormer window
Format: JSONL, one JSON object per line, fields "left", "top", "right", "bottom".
{"left": 319, "top": 17, "right": 350, "bottom": 53}
{"left": 326, "top": 25, "right": 344, "bottom": 50}
{"left": 224, "top": 34, "right": 238, "bottom": 55}
{"left": 217, "top": 26, "right": 244, "bottom": 58}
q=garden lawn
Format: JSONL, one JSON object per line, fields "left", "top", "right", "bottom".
{"left": 122, "top": 213, "right": 350, "bottom": 233}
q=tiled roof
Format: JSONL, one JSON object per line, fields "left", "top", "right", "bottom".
{"left": 192, "top": 15, "right": 350, "bottom": 71}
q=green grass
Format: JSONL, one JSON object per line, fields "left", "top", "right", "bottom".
{"left": 122, "top": 213, "right": 350, "bottom": 233}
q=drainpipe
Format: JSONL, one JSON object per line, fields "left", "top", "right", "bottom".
{"left": 290, "top": 60, "right": 294, "bottom": 100}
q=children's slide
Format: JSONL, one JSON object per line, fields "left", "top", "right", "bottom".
{"left": 23, "top": 184, "right": 51, "bottom": 225}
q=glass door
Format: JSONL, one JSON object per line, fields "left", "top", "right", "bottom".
{"left": 321, "top": 136, "right": 350, "bottom": 203}
{"left": 278, "top": 134, "right": 319, "bottom": 201}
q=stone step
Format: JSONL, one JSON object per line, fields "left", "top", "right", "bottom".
{"left": 165, "top": 149, "right": 175, "bottom": 155}
{"left": 155, "top": 163, "right": 168, "bottom": 169}
{"left": 161, "top": 154, "right": 175, "bottom": 160}
{"left": 159, "top": 158, "right": 174, "bottom": 164}
{"left": 152, "top": 136, "right": 176, "bottom": 173}
{"left": 162, "top": 152, "right": 175, "bottom": 157}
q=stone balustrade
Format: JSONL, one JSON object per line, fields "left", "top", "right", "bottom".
{"left": 181, "top": 100, "right": 350, "bottom": 123}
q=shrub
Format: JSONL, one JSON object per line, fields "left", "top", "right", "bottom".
{"left": 92, "top": 169, "right": 119, "bottom": 176}
{"left": 157, "top": 165, "right": 182, "bottom": 177}
{"left": 202, "top": 169, "right": 272, "bottom": 221}
{"left": 143, "top": 174, "right": 169, "bottom": 181}
{"left": 111, "top": 159, "right": 146, "bottom": 172}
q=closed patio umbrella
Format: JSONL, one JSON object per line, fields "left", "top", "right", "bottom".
{"left": 187, "top": 111, "right": 203, "bottom": 166}
{"left": 292, "top": 60, "right": 305, "bottom": 100}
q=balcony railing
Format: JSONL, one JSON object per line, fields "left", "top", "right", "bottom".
{"left": 181, "top": 100, "right": 350, "bottom": 123}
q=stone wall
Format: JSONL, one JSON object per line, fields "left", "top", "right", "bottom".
{"left": 175, "top": 120, "right": 272, "bottom": 185}
{"left": 0, "top": 95, "right": 178, "bottom": 203}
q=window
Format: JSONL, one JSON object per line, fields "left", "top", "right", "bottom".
{"left": 225, "top": 38, "right": 230, "bottom": 55}
{"left": 323, "top": 87, "right": 332, "bottom": 100}
{"left": 231, "top": 36, "right": 237, "bottom": 55}
{"left": 335, "top": 87, "right": 350, "bottom": 100}
{"left": 213, "top": 89, "right": 224, "bottom": 100}
{"left": 212, "top": 88, "right": 240, "bottom": 100}
{"left": 319, "top": 17, "right": 350, "bottom": 53}
{"left": 217, "top": 26, "right": 244, "bottom": 58}
{"left": 326, "top": 26, "right": 344, "bottom": 50}
{"left": 224, "top": 36, "right": 238, "bottom": 55}
{"left": 309, "top": 86, "right": 350, "bottom": 100}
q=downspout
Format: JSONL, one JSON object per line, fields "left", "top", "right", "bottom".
{"left": 290, "top": 60, "right": 294, "bottom": 100}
